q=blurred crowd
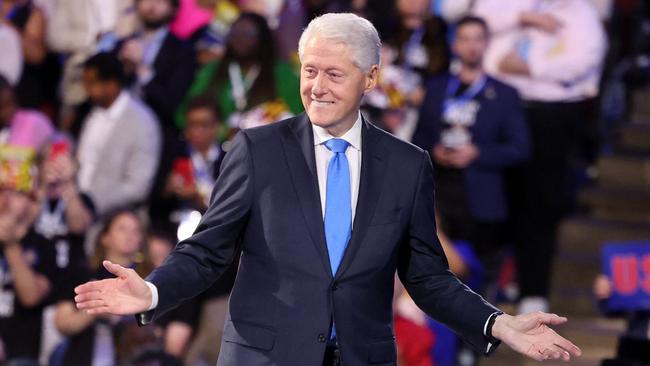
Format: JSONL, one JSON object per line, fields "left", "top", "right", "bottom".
{"left": 0, "top": 0, "right": 632, "bottom": 365}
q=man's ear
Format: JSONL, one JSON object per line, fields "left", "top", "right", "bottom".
{"left": 364, "top": 65, "right": 380, "bottom": 93}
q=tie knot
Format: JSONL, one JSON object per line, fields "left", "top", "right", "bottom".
{"left": 324, "top": 138, "right": 350, "bottom": 154}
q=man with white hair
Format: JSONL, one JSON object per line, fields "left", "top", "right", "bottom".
{"left": 74, "top": 13, "right": 581, "bottom": 365}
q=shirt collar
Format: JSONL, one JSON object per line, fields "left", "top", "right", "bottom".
{"left": 101, "top": 90, "right": 130, "bottom": 120}
{"left": 191, "top": 143, "right": 220, "bottom": 164}
{"left": 312, "top": 112, "right": 362, "bottom": 151}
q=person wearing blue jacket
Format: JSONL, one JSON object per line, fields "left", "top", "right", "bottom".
{"left": 412, "top": 16, "right": 530, "bottom": 297}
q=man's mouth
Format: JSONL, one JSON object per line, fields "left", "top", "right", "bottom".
{"left": 312, "top": 99, "right": 335, "bottom": 105}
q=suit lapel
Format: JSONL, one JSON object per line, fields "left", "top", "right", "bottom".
{"left": 334, "top": 116, "right": 387, "bottom": 280}
{"left": 281, "top": 114, "right": 332, "bottom": 279}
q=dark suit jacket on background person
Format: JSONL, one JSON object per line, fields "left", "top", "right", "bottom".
{"left": 412, "top": 74, "right": 530, "bottom": 222}
{"left": 122, "top": 32, "right": 197, "bottom": 132}
{"left": 138, "top": 114, "right": 500, "bottom": 365}
{"left": 116, "top": 30, "right": 197, "bottom": 222}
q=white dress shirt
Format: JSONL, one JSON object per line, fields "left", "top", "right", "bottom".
{"left": 313, "top": 113, "right": 363, "bottom": 220}
{"left": 77, "top": 91, "right": 130, "bottom": 192}
{"left": 474, "top": 0, "right": 606, "bottom": 102}
{"left": 0, "top": 24, "right": 23, "bottom": 85}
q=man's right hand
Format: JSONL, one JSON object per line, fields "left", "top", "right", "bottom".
{"left": 74, "top": 260, "right": 152, "bottom": 315}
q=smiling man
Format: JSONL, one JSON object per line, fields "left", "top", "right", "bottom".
{"left": 74, "top": 13, "right": 581, "bottom": 366}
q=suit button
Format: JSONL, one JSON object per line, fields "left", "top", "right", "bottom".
{"left": 331, "top": 283, "right": 339, "bottom": 291}
{"left": 318, "top": 333, "right": 326, "bottom": 343}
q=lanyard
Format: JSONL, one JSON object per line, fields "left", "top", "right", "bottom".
{"left": 35, "top": 199, "right": 68, "bottom": 239}
{"left": 443, "top": 73, "right": 487, "bottom": 112}
{"left": 228, "top": 62, "right": 260, "bottom": 111}
{"left": 402, "top": 26, "right": 426, "bottom": 70}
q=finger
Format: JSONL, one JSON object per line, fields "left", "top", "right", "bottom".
{"left": 526, "top": 311, "right": 567, "bottom": 325}
{"left": 75, "top": 279, "right": 110, "bottom": 294}
{"left": 74, "top": 290, "right": 104, "bottom": 303}
{"left": 554, "top": 335, "right": 582, "bottom": 357}
{"left": 86, "top": 306, "right": 112, "bottom": 315}
{"left": 76, "top": 299, "right": 106, "bottom": 310}
{"left": 75, "top": 278, "right": 116, "bottom": 294}
{"left": 103, "top": 260, "right": 131, "bottom": 278}
{"left": 543, "top": 344, "right": 569, "bottom": 361}
{"left": 539, "top": 312, "right": 568, "bottom": 326}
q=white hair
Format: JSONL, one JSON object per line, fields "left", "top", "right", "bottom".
{"left": 298, "top": 13, "right": 381, "bottom": 72}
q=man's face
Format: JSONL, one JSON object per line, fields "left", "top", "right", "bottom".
{"left": 137, "top": 0, "right": 174, "bottom": 29}
{"left": 397, "top": 0, "right": 430, "bottom": 29}
{"left": 228, "top": 17, "right": 260, "bottom": 61}
{"left": 82, "top": 68, "right": 120, "bottom": 108}
{"left": 300, "top": 36, "right": 378, "bottom": 135}
{"left": 453, "top": 23, "right": 488, "bottom": 68}
{"left": 184, "top": 107, "right": 218, "bottom": 152}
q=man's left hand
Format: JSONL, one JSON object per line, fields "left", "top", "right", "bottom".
{"left": 492, "top": 312, "right": 582, "bottom": 362}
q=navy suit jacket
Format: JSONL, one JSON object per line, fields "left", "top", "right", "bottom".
{"left": 412, "top": 74, "right": 530, "bottom": 221}
{"left": 141, "top": 114, "right": 500, "bottom": 365}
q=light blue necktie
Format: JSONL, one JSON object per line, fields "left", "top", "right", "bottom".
{"left": 323, "top": 138, "right": 352, "bottom": 341}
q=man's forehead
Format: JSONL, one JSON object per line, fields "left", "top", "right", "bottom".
{"left": 301, "top": 37, "right": 353, "bottom": 65}
{"left": 303, "top": 36, "right": 350, "bottom": 54}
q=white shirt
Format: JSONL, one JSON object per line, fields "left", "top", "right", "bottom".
{"left": 474, "top": 0, "right": 607, "bottom": 102}
{"left": 88, "top": 0, "right": 118, "bottom": 37}
{"left": 313, "top": 113, "right": 362, "bottom": 220}
{"left": 77, "top": 91, "right": 130, "bottom": 191}
{"left": 0, "top": 24, "right": 23, "bottom": 85}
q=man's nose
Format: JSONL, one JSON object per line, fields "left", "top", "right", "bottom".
{"left": 311, "top": 72, "right": 328, "bottom": 96}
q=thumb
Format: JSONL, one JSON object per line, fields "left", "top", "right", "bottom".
{"left": 532, "top": 312, "right": 568, "bottom": 326}
{"left": 103, "top": 260, "right": 131, "bottom": 278}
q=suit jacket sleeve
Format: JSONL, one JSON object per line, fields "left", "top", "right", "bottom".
{"left": 397, "top": 150, "right": 500, "bottom": 353}
{"left": 138, "top": 131, "right": 254, "bottom": 324}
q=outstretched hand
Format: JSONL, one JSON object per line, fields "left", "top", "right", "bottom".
{"left": 492, "top": 311, "right": 582, "bottom": 362}
{"left": 74, "top": 260, "right": 152, "bottom": 315}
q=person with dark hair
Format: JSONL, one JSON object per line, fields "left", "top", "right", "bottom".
{"left": 117, "top": 0, "right": 195, "bottom": 133}
{"left": 47, "top": 0, "right": 138, "bottom": 126}
{"left": 53, "top": 210, "right": 154, "bottom": 366}
{"left": 386, "top": 0, "right": 450, "bottom": 80}
{"left": 0, "top": 189, "right": 59, "bottom": 364}
{"left": 117, "top": 0, "right": 197, "bottom": 231}
{"left": 412, "top": 15, "right": 530, "bottom": 298}
{"left": 1, "top": 0, "right": 60, "bottom": 112}
{"left": 76, "top": 52, "right": 161, "bottom": 216}
{"left": 177, "top": 12, "right": 302, "bottom": 131}
{"left": 361, "top": 0, "right": 449, "bottom": 139}
{"left": 158, "top": 96, "right": 224, "bottom": 218}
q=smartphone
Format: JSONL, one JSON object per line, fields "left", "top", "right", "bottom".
{"left": 49, "top": 140, "right": 70, "bottom": 160}
{"left": 173, "top": 157, "right": 195, "bottom": 187}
